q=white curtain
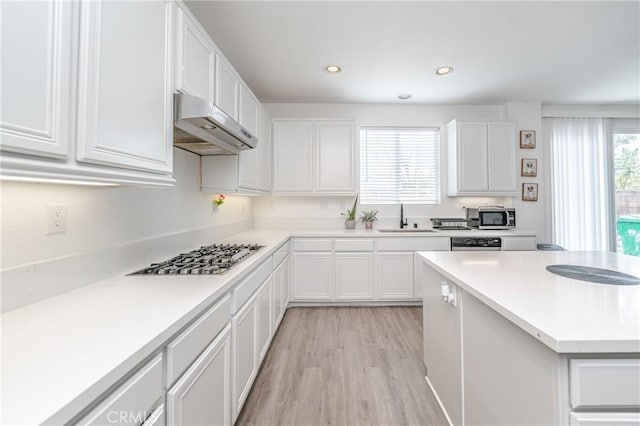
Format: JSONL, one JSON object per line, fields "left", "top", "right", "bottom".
{"left": 545, "top": 117, "right": 612, "bottom": 251}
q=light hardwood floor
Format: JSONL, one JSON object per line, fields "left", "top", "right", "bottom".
{"left": 237, "top": 307, "right": 448, "bottom": 426}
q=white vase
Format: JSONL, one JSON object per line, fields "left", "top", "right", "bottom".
{"left": 345, "top": 219, "right": 356, "bottom": 229}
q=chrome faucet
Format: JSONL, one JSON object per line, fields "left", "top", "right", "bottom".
{"left": 400, "top": 203, "right": 408, "bottom": 229}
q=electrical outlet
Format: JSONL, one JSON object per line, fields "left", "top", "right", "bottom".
{"left": 47, "top": 205, "right": 67, "bottom": 235}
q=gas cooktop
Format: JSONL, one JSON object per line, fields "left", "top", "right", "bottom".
{"left": 130, "top": 243, "right": 263, "bottom": 275}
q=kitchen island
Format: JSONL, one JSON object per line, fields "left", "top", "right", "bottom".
{"left": 417, "top": 250, "right": 640, "bottom": 426}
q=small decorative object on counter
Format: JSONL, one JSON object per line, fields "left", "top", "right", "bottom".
{"left": 341, "top": 195, "right": 358, "bottom": 229}
{"left": 213, "top": 194, "right": 226, "bottom": 211}
{"left": 359, "top": 209, "right": 379, "bottom": 229}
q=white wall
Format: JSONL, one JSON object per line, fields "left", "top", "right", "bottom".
{"left": 256, "top": 102, "right": 547, "bottom": 238}
{"left": 0, "top": 148, "right": 253, "bottom": 269}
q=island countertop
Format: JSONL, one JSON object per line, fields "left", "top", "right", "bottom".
{"left": 416, "top": 250, "right": 640, "bottom": 353}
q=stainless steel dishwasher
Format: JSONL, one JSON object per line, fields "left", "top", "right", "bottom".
{"left": 450, "top": 237, "right": 502, "bottom": 251}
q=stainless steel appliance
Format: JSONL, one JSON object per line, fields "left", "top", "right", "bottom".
{"left": 173, "top": 94, "right": 258, "bottom": 156}
{"left": 430, "top": 217, "right": 471, "bottom": 230}
{"left": 451, "top": 237, "right": 502, "bottom": 251}
{"left": 130, "top": 243, "right": 263, "bottom": 275}
{"left": 466, "top": 207, "right": 516, "bottom": 230}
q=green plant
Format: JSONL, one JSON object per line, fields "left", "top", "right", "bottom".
{"left": 359, "top": 209, "right": 379, "bottom": 223}
{"left": 341, "top": 195, "right": 358, "bottom": 221}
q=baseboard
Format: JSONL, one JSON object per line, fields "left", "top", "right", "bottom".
{"left": 288, "top": 300, "right": 422, "bottom": 307}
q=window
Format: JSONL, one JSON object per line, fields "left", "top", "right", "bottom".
{"left": 359, "top": 127, "right": 440, "bottom": 204}
{"left": 547, "top": 117, "right": 640, "bottom": 255}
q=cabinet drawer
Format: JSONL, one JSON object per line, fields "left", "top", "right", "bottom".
{"left": 77, "top": 354, "right": 163, "bottom": 425}
{"left": 570, "top": 358, "right": 640, "bottom": 409}
{"left": 378, "top": 237, "right": 450, "bottom": 251}
{"left": 293, "top": 238, "right": 332, "bottom": 252}
{"left": 166, "top": 293, "right": 231, "bottom": 386}
{"left": 273, "top": 241, "right": 291, "bottom": 267}
{"left": 233, "top": 258, "right": 272, "bottom": 312}
{"left": 335, "top": 239, "right": 374, "bottom": 252}
{"left": 570, "top": 412, "right": 640, "bottom": 425}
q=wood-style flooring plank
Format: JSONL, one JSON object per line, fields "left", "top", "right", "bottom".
{"left": 237, "top": 307, "right": 448, "bottom": 426}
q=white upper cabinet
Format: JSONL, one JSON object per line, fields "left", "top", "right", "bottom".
{"left": 76, "top": 0, "right": 173, "bottom": 174}
{"left": 175, "top": 7, "right": 215, "bottom": 102}
{"left": 316, "top": 121, "right": 356, "bottom": 192}
{"left": 238, "top": 105, "right": 271, "bottom": 192}
{"left": 239, "top": 85, "right": 260, "bottom": 137}
{"left": 447, "top": 120, "right": 517, "bottom": 196}
{"left": 257, "top": 107, "right": 272, "bottom": 191}
{"left": 215, "top": 55, "right": 239, "bottom": 121}
{"left": 272, "top": 120, "right": 357, "bottom": 194}
{"left": 272, "top": 121, "right": 314, "bottom": 192}
{"left": 0, "top": 0, "right": 74, "bottom": 159}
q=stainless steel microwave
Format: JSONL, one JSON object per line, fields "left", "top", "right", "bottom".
{"left": 466, "top": 207, "right": 516, "bottom": 230}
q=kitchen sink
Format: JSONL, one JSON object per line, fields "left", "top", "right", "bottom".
{"left": 377, "top": 228, "right": 436, "bottom": 233}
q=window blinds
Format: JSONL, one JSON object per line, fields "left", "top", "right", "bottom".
{"left": 359, "top": 127, "right": 440, "bottom": 204}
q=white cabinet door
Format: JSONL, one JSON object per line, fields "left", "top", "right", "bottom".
{"left": 176, "top": 7, "right": 215, "bottom": 102}
{"left": 257, "top": 107, "right": 272, "bottom": 191}
{"left": 257, "top": 277, "right": 273, "bottom": 362}
{"left": 282, "top": 255, "right": 291, "bottom": 308}
{"left": 232, "top": 294, "right": 258, "bottom": 420}
{"left": 335, "top": 253, "right": 374, "bottom": 300}
{"left": 167, "top": 326, "right": 231, "bottom": 426}
{"left": 272, "top": 121, "right": 314, "bottom": 192}
{"left": 238, "top": 149, "right": 258, "bottom": 190}
{"left": 448, "top": 120, "right": 517, "bottom": 196}
{"left": 76, "top": 0, "right": 173, "bottom": 174}
{"left": 422, "top": 264, "right": 463, "bottom": 426}
{"left": 272, "top": 261, "right": 284, "bottom": 330}
{"left": 316, "top": 121, "right": 356, "bottom": 192}
{"left": 487, "top": 122, "right": 516, "bottom": 193}
{"left": 0, "top": 0, "right": 73, "bottom": 159}
{"left": 456, "top": 122, "right": 488, "bottom": 192}
{"left": 239, "top": 85, "right": 260, "bottom": 137}
{"left": 292, "top": 252, "right": 332, "bottom": 300}
{"left": 215, "top": 55, "right": 239, "bottom": 121}
{"left": 377, "top": 252, "right": 414, "bottom": 300}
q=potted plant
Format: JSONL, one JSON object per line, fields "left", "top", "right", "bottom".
{"left": 359, "top": 209, "right": 379, "bottom": 229}
{"left": 341, "top": 195, "right": 358, "bottom": 229}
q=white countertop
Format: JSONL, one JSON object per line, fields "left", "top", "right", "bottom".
{"left": 1, "top": 229, "right": 290, "bottom": 426}
{"left": 417, "top": 250, "right": 640, "bottom": 354}
{"left": 0, "top": 227, "right": 536, "bottom": 425}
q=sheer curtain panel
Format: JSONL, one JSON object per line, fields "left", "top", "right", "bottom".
{"left": 546, "top": 117, "right": 612, "bottom": 251}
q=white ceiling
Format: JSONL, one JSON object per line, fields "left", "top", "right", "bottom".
{"left": 186, "top": 1, "right": 640, "bottom": 105}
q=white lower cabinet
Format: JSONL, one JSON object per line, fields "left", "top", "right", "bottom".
{"left": 166, "top": 326, "right": 231, "bottom": 426}
{"left": 282, "top": 255, "right": 291, "bottom": 310}
{"left": 377, "top": 252, "right": 414, "bottom": 300}
{"left": 335, "top": 253, "right": 374, "bottom": 300}
{"left": 232, "top": 293, "right": 258, "bottom": 421}
{"left": 292, "top": 252, "right": 333, "bottom": 300}
{"left": 422, "top": 265, "right": 464, "bottom": 426}
{"left": 272, "top": 260, "right": 284, "bottom": 329}
{"left": 257, "top": 276, "right": 273, "bottom": 362}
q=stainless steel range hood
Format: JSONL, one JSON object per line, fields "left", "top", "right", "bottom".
{"left": 173, "top": 94, "right": 258, "bottom": 155}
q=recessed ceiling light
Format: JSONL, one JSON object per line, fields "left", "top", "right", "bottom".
{"left": 398, "top": 93, "right": 412, "bottom": 100}
{"left": 435, "top": 66, "right": 454, "bottom": 76}
{"left": 326, "top": 65, "right": 342, "bottom": 73}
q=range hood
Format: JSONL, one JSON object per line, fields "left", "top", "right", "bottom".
{"left": 173, "top": 94, "right": 258, "bottom": 155}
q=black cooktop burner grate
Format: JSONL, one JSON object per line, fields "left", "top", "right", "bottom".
{"left": 129, "top": 243, "right": 263, "bottom": 275}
